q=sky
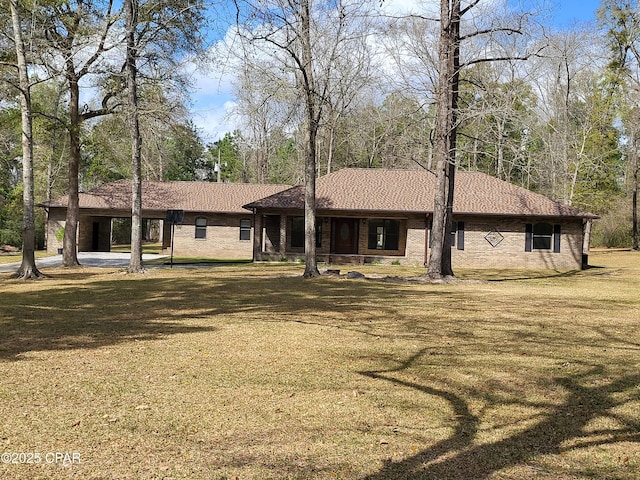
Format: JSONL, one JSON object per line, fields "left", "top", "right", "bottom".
{"left": 188, "top": 0, "right": 605, "bottom": 144}
{"left": 552, "top": 0, "right": 602, "bottom": 26}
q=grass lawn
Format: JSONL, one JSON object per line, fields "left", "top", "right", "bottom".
{"left": 0, "top": 251, "right": 639, "bottom": 480}
{"left": 0, "top": 251, "right": 53, "bottom": 265}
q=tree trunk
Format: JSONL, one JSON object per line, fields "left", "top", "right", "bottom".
{"left": 126, "top": 0, "right": 144, "bottom": 273}
{"left": 63, "top": 73, "right": 82, "bottom": 267}
{"left": 633, "top": 149, "right": 639, "bottom": 250}
{"left": 10, "top": 0, "right": 44, "bottom": 279}
{"left": 427, "top": 0, "right": 460, "bottom": 280}
{"left": 300, "top": 0, "right": 320, "bottom": 278}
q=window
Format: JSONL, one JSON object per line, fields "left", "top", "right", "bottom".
{"left": 291, "top": 217, "right": 322, "bottom": 249}
{"left": 368, "top": 219, "right": 400, "bottom": 250}
{"left": 533, "top": 223, "right": 553, "bottom": 250}
{"left": 240, "top": 219, "right": 251, "bottom": 241}
{"left": 291, "top": 217, "right": 304, "bottom": 248}
{"left": 195, "top": 217, "right": 207, "bottom": 239}
{"left": 525, "top": 223, "right": 561, "bottom": 252}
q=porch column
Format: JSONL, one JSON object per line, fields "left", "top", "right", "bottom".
{"left": 424, "top": 213, "right": 431, "bottom": 266}
{"left": 279, "top": 214, "right": 287, "bottom": 257}
{"left": 582, "top": 219, "right": 592, "bottom": 269}
{"left": 253, "top": 212, "right": 263, "bottom": 261}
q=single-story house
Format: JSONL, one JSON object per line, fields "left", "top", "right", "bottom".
{"left": 42, "top": 180, "right": 291, "bottom": 259}
{"left": 244, "top": 168, "right": 597, "bottom": 270}
{"left": 42, "top": 168, "right": 597, "bottom": 270}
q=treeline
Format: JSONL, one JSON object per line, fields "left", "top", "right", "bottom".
{"left": 1, "top": 0, "right": 638, "bottom": 251}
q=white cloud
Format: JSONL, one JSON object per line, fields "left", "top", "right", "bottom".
{"left": 191, "top": 96, "right": 240, "bottom": 143}
{"left": 184, "top": 28, "right": 245, "bottom": 142}
{"left": 381, "top": 0, "right": 438, "bottom": 17}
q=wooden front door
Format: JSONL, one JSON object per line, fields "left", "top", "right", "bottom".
{"left": 332, "top": 218, "right": 359, "bottom": 254}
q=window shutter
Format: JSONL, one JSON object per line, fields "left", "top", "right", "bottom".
{"left": 525, "top": 224, "right": 533, "bottom": 252}
{"left": 457, "top": 222, "right": 465, "bottom": 250}
{"left": 553, "top": 224, "right": 561, "bottom": 253}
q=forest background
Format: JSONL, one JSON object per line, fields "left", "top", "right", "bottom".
{"left": 1, "top": 0, "right": 638, "bottom": 251}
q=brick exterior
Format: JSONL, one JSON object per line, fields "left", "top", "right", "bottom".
{"left": 46, "top": 209, "right": 67, "bottom": 254}
{"left": 446, "top": 216, "right": 584, "bottom": 270}
{"left": 258, "top": 213, "right": 585, "bottom": 270}
{"left": 169, "top": 213, "right": 254, "bottom": 259}
{"left": 46, "top": 206, "right": 586, "bottom": 270}
{"left": 42, "top": 171, "right": 592, "bottom": 270}
{"left": 46, "top": 207, "right": 256, "bottom": 260}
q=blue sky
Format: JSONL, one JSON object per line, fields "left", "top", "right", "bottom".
{"left": 189, "top": 0, "right": 605, "bottom": 143}
{"left": 552, "top": 0, "right": 602, "bottom": 26}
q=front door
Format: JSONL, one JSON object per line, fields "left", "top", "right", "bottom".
{"left": 332, "top": 218, "right": 359, "bottom": 254}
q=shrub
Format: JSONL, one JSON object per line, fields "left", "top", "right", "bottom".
{"left": 0, "top": 227, "right": 21, "bottom": 247}
{"left": 591, "top": 197, "right": 633, "bottom": 248}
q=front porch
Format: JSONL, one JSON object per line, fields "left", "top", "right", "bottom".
{"left": 252, "top": 213, "right": 427, "bottom": 266}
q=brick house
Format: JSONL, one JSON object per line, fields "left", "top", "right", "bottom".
{"left": 43, "top": 180, "right": 290, "bottom": 259}
{"left": 244, "top": 168, "right": 598, "bottom": 270}
{"left": 43, "top": 168, "right": 597, "bottom": 269}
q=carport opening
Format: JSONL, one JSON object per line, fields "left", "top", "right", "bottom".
{"left": 109, "top": 218, "right": 162, "bottom": 253}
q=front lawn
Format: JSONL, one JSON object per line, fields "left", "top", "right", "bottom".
{"left": 0, "top": 251, "right": 638, "bottom": 479}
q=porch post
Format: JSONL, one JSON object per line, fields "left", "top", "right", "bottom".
{"left": 582, "top": 219, "right": 592, "bottom": 269}
{"left": 424, "top": 213, "right": 431, "bottom": 266}
{"left": 279, "top": 214, "right": 287, "bottom": 257}
{"left": 252, "top": 211, "right": 263, "bottom": 262}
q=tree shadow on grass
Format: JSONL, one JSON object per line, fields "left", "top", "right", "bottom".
{"left": 360, "top": 354, "right": 640, "bottom": 480}
{"left": 0, "top": 272, "right": 431, "bottom": 361}
{"left": 0, "top": 275, "right": 224, "bottom": 361}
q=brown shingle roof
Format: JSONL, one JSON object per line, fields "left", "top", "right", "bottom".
{"left": 44, "top": 180, "right": 291, "bottom": 214}
{"left": 245, "top": 168, "right": 597, "bottom": 219}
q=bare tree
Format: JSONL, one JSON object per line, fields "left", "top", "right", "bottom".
{"left": 598, "top": 0, "right": 640, "bottom": 249}
{"left": 41, "top": 0, "right": 122, "bottom": 267}
{"left": 427, "top": 0, "right": 539, "bottom": 279}
{"left": 427, "top": 0, "right": 461, "bottom": 280}
{"left": 125, "top": 0, "right": 144, "bottom": 273}
{"left": 8, "top": 0, "right": 44, "bottom": 279}
{"left": 233, "top": 0, "right": 370, "bottom": 277}
{"left": 232, "top": 55, "right": 298, "bottom": 183}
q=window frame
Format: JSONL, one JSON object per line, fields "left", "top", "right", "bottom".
{"left": 526, "top": 223, "right": 561, "bottom": 253}
{"left": 367, "top": 219, "right": 400, "bottom": 251}
{"left": 195, "top": 217, "right": 207, "bottom": 239}
{"left": 239, "top": 219, "right": 251, "bottom": 241}
{"left": 533, "top": 223, "right": 553, "bottom": 250}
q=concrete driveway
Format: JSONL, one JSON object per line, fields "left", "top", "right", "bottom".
{"left": 0, "top": 252, "right": 168, "bottom": 273}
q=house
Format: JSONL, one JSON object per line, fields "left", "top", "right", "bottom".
{"left": 244, "top": 168, "right": 598, "bottom": 270}
{"left": 42, "top": 168, "right": 597, "bottom": 270}
{"left": 42, "top": 180, "right": 291, "bottom": 259}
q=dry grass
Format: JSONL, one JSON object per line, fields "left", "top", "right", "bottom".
{"left": 0, "top": 251, "right": 52, "bottom": 265}
{"left": 0, "top": 251, "right": 639, "bottom": 480}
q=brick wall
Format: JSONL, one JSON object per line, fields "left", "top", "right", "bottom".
{"left": 46, "top": 206, "right": 586, "bottom": 270}
{"left": 46, "top": 209, "right": 67, "bottom": 254}
{"left": 405, "top": 215, "right": 585, "bottom": 270}
{"left": 170, "top": 213, "right": 254, "bottom": 259}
